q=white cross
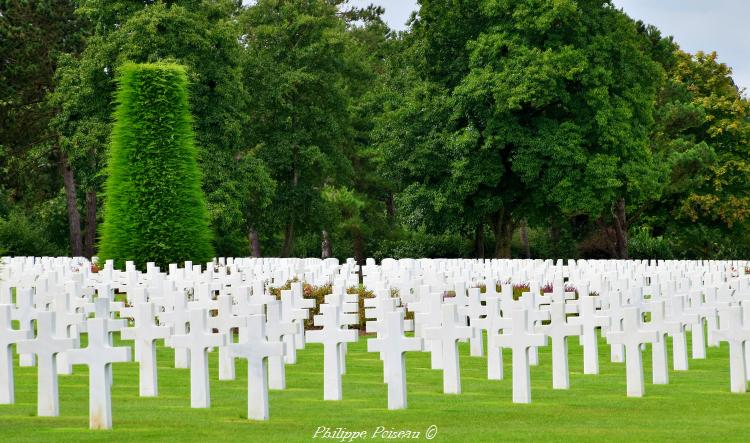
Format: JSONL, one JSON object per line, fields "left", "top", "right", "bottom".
{"left": 742, "top": 300, "right": 750, "bottom": 383}
{"left": 666, "top": 295, "right": 696, "bottom": 371}
{"left": 364, "top": 296, "right": 401, "bottom": 383}
{"left": 12, "top": 288, "right": 38, "bottom": 367}
{"left": 482, "top": 295, "right": 512, "bottom": 380}
{"left": 685, "top": 290, "right": 713, "bottom": 359}
{"left": 0, "top": 284, "right": 11, "bottom": 305}
{"left": 16, "top": 311, "right": 75, "bottom": 416}
{"left": 92, "top": 297, "right": 127, "bottom": 386}
{"left": 209, "top": 294, "right": 246, "bottom": 381}
{"left": 264, "top": 299, "right": 296, "bottom": 390}
{"left": 367, "top": 310, "right": 422, "bottom": 409}
{"left": 715, "top": 305, "right": 750, "bottom": 393}
{"left": 290, "top": 282, "right": 315, "bottom": 350}
{"left": 0, "top": 304, "right": 31, "bottom": 404}
{"left": 606, "top": 307, "right": 658, "bottom": 397}
{"left": 280, "top": 290, "right": 308, "bottom": 364}
{"left": 643, "top": 300, "right": 682, "bottom": 384}
{"left": 414, "top": 292, "right": 445, "bottom": 370}
{"left": 600, "top": 290, "right": 626, "bottom": 363}
{"left": 306, "top": 304, "right": 358, "bottom": 400}
{"left": 460, "top": 287, "right": 486, "bottom": 357}
{"left": 158, "top": 289, "right": 191, "bottom": 368}
{"left": 544, "top": 301, "right": 582, "bottom": 389}
{"left": 494, "top": 308, "right": 547, "bottom": 403}
{"left": 322, "top": 291, "right": 358, "bottom": 376}
{"left": 170, "top": 308, "right": 226, "bottom": 408}
{"left": 524, "top": 292, "right": 550, "bottom": 366}
{"left": 569, "top": 295, "right": 609, "bottom": 374}
{"left": 230, "top": 314, "right": 283, "bottom": 420}
{"left": 67, "top": 317, "right": 131, "bottom": 429}
{"left": 423, "top": 303, "right": 473, "bottom": 394}
{"left": 53, "top": 290, "right": 85, "bottom": 375}
{"left": 121, "top": 302, "right": 170, "bottom": 397}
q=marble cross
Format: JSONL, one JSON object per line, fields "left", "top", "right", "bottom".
{"left": 643, "top": 300, "right": 682, "bottom": 384}
{"left": 685, "top": 290, "right": 712, "bottom": 359}
{"left": 666, "top": 295, "right": 695, "bottom": 371}
{"left": 264, "top": 299, "right": 296, "bottom": 390}
{"left": 306, "top": 304, "right": 358, "bottom": 400}
{"left": 0, "top": 284, "right": 11, "bottom": 305}
{"left": 16, "top": 311, "right": 75, "bottom": 416}
{"left": 742, "top": 301, "right": 750, "bottom": 382}
{"left": 291, "top": 282, "right": 316, "bottom": 350}
{"left": 322, "top": 291, "right": 358, "bottom": 375}
{"left": 414, "top": 292, "right": 445, "bottom": 370}
{"left": 67, "top": 317, "right": 131, "bottom": 429}
{"left": 121, "top": 302, "right": 170, "bottom": 396}
{"left": 0, "top": 304, "right": 31, "bottom": 404}
{"left": 280, "top": 290, "right": 309, "bottom": 364}
{"left": 715, "top": 305, "right": 750, "bottom": 393}
{"left": 367, "top": 310, "right": 423, "bottom": 409}
{"left": 462, "top": 287, "right": 486, "bottom": 357}
{"left": 423, "top": 303, "right": 473, "bottom": 394}
{"left": 606, "top": 307, "right": 658, "bottom": 397}
{"left": 483, "top": 296, "right": 511, "bottom": 380}
{"left": 600, "top": 290, "right": 626, "bottom": 363}
{"left": 230, "top": 314, "right": 283, "bottom": 420}
{"left": 569, "top": 295, "right": 609, "bottom": 375}
{"left": 209, "top": 294, "right": 247, "bottom": 380}
{"left": 92, "top": 297, "right": 127, "bottom": 386}
{"left": 53, "top": 290, "right": 85, "bottom": 375}
{"left": 544, "top": 301, "right": 582, "bottom": 389}
{"left": 159, "top": 289, "right": 191, "bottom": 368}
{"left": 495, "top": 308, "right": 548, "bottom": 403}
{"left": 13, "top": 288, "right": 38, "bottom": 367}
{"left": 170, "top": 308, "right": 226, "bottom": 408}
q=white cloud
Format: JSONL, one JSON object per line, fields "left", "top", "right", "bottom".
{"left": 613, "top": 0, "right": 749, "bottom": 92}
{"left": 346, "top": 0, "right": 748, "bottom": 91}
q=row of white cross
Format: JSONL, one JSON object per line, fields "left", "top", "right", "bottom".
{"left": 2, "top": 256, "right": 750, "bottom": 431}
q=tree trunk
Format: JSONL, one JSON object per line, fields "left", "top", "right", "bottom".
{"left": 281, "top": 221, "right": 294, "bottom": 257}
{"left": 353, "top": 230, "right": 364, "bottom": 283}
{"left": 281, "top": 165, "right": 299, "bottom": 258}
{"left": 385, "top": 193, "right": 396, "bottom": 221}
{"left": 549, "top": 220, "right": 561, "bottom": 258}
{"left": 321, "top": 230, "right": 332, "bottom": 259}
{"left": 84, "top": 190, "right": 97, "bottom": 258}
{"left": 612, "top": 198, "right": 629, "bottom": 259}
{"left": 474, "top": 223, "right": 485, "bottom": 259}
{"left": 60, "top": 151, "right": 83, "bottom": 257}
{"left": 519, "top": 219, "right": 530, "bottom": 259}
{"left": 248, "top": 227, "right": 261, "bottom": 257}
{"left": 492, "top": 209, "right": 514, "bottom": 258}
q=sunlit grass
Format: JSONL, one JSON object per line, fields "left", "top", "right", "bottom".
{"left": 0, "top": 332, "right": 748, "bottom": 442}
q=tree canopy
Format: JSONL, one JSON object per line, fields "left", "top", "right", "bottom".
{"left": 1, "top": 0, "right": 749, "bottom": 262}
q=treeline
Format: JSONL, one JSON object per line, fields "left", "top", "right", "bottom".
{"left": 1, "top": 0, "right": 749, "bottom": 262}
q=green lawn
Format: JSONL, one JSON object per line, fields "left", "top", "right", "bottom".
{"left": 0, "top": 333, "right": 748, "bottom": 442}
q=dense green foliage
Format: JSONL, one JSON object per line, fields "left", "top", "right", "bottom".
{"left": 98, "top": 63, "right": 213, "bottom": 269}
{"left": 1, "top": 0, "right": 749, "bottom": 261}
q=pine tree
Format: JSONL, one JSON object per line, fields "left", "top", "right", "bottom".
{"left": 99, "top": 63, "right": 214, "bottom": 270}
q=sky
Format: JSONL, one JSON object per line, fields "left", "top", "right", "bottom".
{"left": 347, "top": 0, "right": 749, "bottom": 91}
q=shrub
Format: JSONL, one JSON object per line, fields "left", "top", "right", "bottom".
{"left": 372, "top": 231, "right": 471, "bottom": 260}
{"left": 99, "top": 63, "right": 214, "bottom": 270}
{"left": 270, "top": 279, "right": 382, "bottom": 331}
{"left": 0, "top": 209, "right": 65, "bottom": 257}
{"left": 628, "top": 226, "right": 675, "bottom": 259}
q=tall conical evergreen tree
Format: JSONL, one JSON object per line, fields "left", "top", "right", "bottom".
{"left": 99, "top": 63, "right": 214, "bottom": 270}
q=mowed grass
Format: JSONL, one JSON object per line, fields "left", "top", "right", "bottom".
{"left": 0, "top": 331, "right": 749, "bottom": 442}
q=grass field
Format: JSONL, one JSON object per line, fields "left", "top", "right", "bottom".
{"left": 0, "top": 332, "right": 748, "bottom": 442}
